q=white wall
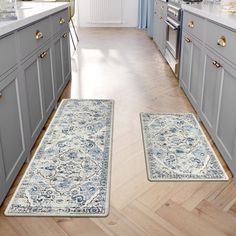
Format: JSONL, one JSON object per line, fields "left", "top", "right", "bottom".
{"left": 77, "top": 0, "right": 138, "bottom": 27}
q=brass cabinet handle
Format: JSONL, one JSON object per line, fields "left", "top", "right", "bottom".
{"left": 217, "top": 36, "right": 226, "bottom": 47}
{"left": 215, "top": 62, "right": 221, "bottom": 68}
{"left": 212, "top": 60, "right": 221, "bottom": 68}
{"left": 63, "top": 32, "right": 68, "bottom": 38}
{"left": 59, "top": 18, "right": 65, "bottom": 24}
{"left": 35, "top": 30, "right": 43, "bottom": 40}
{"left": 188, "top": 21, "right": 194, "bottom": 28}
{"left": 184, "top": 37, "right": 191, "bottom": 43}
{"left": 39, "top": 51, "right": 47, "bottom": 59}
{"left": 160, "top": 16, "right": 163, "bottom": 19}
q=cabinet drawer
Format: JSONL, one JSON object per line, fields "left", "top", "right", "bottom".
{"left": 183, "top": 11, "right": 205, "bottom": 40}
{"left": 0, "top": 33, "right": 17, "bottom": 79}
{"left": 157, "top": 1, "right": 167, "bottom": 16}
{"left": 51, "top": 9, "right": 68, "bottom": 35}
{"left": 206, "top": 20, "right": 236, "bottom": 65}
{"left": 18, "top": 17, "right": 51, "bottom": 60}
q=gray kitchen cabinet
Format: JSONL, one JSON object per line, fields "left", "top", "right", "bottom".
{"left": 153, "top": 0, "right": 159, "bottom": 43}
{"left": 200, "top": 49, "right": 222, "bottom": 134}
{"left": 0, "top": 33, "right": 17, "bottom": 79}
{"left": 180, "top": 31, "right": 204, "bottom": 113}
{"left": 61, "top": 31, "right": 71, "bottom": 83}
{"left": 214, "top": 60, "right": 236, "bottom": 174}
{"left": 158, "top": 17, "right": 166, "bottom": 55}
{"left": 153, "top": 10, "right": 159, "bottom": 45}
{"left": 180, "top": 32, "right": 192, "bottom": 91}
{"left": 153, "top": 0, "right": 167, "bottom": 55}
{"left": 39, "top": 46, "right": 55, "bottom": 119}
{"left": 22, "top": 52, "right": 44, "bottom": 147}
{"left": 188, "top": 39, "right": 204, "bottom": 110}
{"left": 0, "top": 7, "right": 71, "bottom": 206}
{"left": 51, "top": 9, "right": 68, "bottom": 36}
{"left": 53, "top": 30, "right": 70, "bottom": 99}
{"left": 180, "top": 9, "right": 236, "bottom": 182}
{"left": 182, "top": 11, "right": 205, "bottom": 42}
{"left": 18, "top": 16, "right": 52, "bottom": 61}
{"left": 53, "top": 35, "right": 64, "bottom": 96}
{"left": 22, "top": 43, "right": 56, "bottom": 147}
{"left": 0, "top": 70, "right": 28, "bottom": 204}
{"left": 200, "top": 48, "right": 236, "bottom": 175}
{"left": 160, "top": 18, "right": 167, "bottom": 55}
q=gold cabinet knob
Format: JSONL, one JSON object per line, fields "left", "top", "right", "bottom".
{"left": 215, "top": 62, "right": 221, "bottom": 68}
{"left": 35, "top": 30, "right": 43, "bottom": 40}
{"left": 59, "top": 18, "right": 65, "bottom": 24}
{"left": 39, "top": 51, "right": 47, "bottom": 59}
{"left": 217, "top": 36, "right": 226, "bottom": 47}
{"left": 212, "top": 60, "right": 221, "bottom": 68}
{"left": 188, "top": 21, "right": 194, "bottom": 28}
{"left": 160, "top": 16, "right": 163, "bottom": 19}
{"left": 63, "top": 32, "right": 68, "bottom": 38}
{"left": 184, "top": 37, "right": 191, "bottom": 43}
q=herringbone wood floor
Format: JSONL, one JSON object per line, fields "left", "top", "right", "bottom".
{"left": 1, "top": 28, "right": 236, "bottom": 236}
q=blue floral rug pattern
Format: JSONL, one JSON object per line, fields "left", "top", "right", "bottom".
{"left": 140, "top": 113, "right": 228, "bottom": 181}
{"left": 5, "top": 99, "right": 113, "bottom": 216}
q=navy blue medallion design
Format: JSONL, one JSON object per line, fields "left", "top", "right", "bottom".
{"left": 5, "top": 99, "right": 113, "bottom": 216}
{"left": 140, "top": 113, "right": 228, "bottom": 181}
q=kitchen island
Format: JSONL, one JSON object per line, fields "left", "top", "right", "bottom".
{"left": 180, "top": 2, "right": 236, "bottom": 184}
{"left": 0, "top": 2, "right": 71, "bottom": 205}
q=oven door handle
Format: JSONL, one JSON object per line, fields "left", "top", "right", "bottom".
{"left": 164, "top": 20, "right": 177, "bottom": 30}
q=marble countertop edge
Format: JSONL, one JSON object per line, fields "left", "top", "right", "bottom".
{"left": 182, "top": 3, "right": 236, "bottom": 31}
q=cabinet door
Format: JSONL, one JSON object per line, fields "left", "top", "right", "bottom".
{"left": 39, "top": 47, "right": 55, "bottom": 118}
{"left": 159, "top": 4, "right": 167, "bottom": 55}
{"left": 153, "top": 11, "right": 159, "bottom": 45}
{"left": 0, "top": 71, "right": 27, "bottom": 204}
{"left": 61, "top": 31, "right": 71, "bottom": 83}
{"left": 53, "top": 36, "right": 64, "bottom": 96}
{"left": 215, "top": 62, "right": 236, "bottom": 165}
{"left": 22, "top": 54, "right": 44, "bottom": 146}
{"left": 180, "top": 32, "right": 193, "bottom": 91}
{"left": 157, "top": 15, "right": 163, "bottom": 49}
{"left": 159, "top": 17, "right": 165, "bottom": 55}
{"left": 189, "top": 39, "right": 204, "bottom": 110}
{"left": 201, "top": 50, "right": 222, "bottom": 133}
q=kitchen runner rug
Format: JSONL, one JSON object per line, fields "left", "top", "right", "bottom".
{"left": 5, "top": 99, "right": 114, "bottom": 217}
{"left": 140, "top": 113, "right": 228, "bottom": 181}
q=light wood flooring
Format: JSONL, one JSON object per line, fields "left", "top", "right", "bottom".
{"left": 1, "top": 28, "right": 236, "bottom": 236}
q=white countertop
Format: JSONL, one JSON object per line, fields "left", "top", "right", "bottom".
{"left": 182, "top": 2, "right": 236, "bottom": 31}
{"left": 0, "top": 2, "right": 69, "bottom": 37}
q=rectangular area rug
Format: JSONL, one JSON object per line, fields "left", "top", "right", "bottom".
{"left": 140, "top": 113, "right": 228, "bottom": 181}
{"left": 5, "top": 99, "right": 114, "bottom": 217}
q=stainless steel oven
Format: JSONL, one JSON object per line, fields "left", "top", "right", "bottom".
{"left": 164, "top": 3, "right": 182, "bottom": 77}
{"left": 165, "top": 17, "right": 180, "bottom": 59}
